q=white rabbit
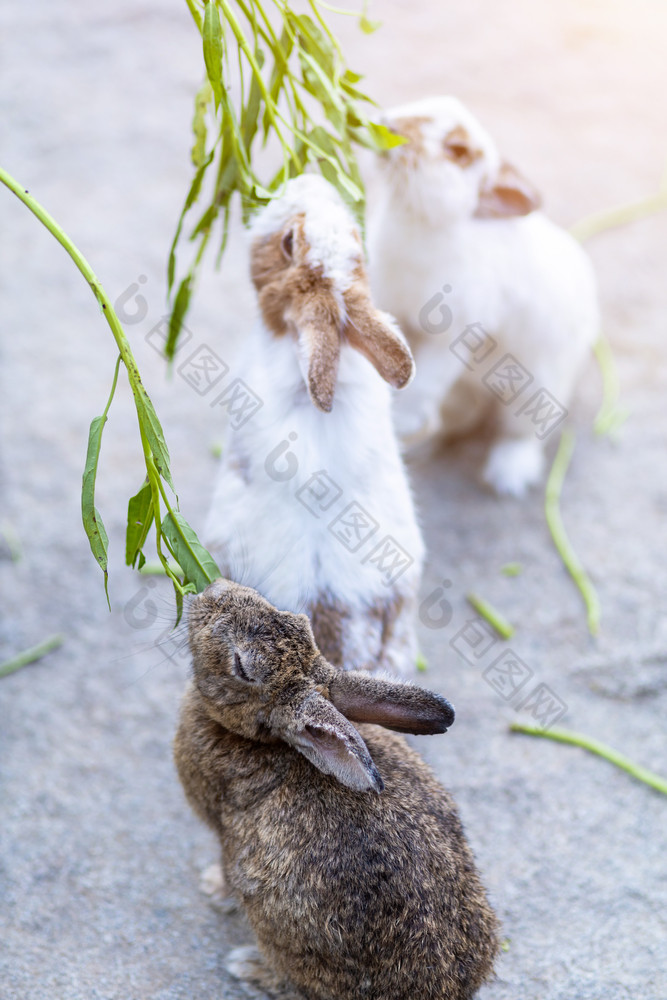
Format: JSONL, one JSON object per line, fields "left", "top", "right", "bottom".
{"left": 205, "top": 175, "right": 424, "bottom": 676}
{"left": 368, "top": 95, "right": 600, "bottom": 496}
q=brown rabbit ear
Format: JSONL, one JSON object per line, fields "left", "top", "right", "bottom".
{"left": 330, "top": 672, "right": 455, "bottom": 735}
{"left": 344, "top": 303, "right": 415, "bottom": 390}
{"left": 286, "top": 694, "right": 384, "bottom": 792}
{"left": 475, "top": 161, "right": 542, "bottom": 219}
{"left": 291, "top": 292, "right": 342, "bottom": 413}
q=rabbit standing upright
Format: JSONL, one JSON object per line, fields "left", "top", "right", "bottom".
{"left": 368, "top": 95, "right": 600, "bottom": 496}
{"left": 175, "top": 579, "right": 499, "bottom": 1000}
{"left": 205, "top": 175, "right": 424, "bottom": 676}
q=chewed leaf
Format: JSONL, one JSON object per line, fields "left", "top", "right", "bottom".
{"left": 81, "top": 414, "right": 110, "bottom": 606}
{"left": 161, "top": 511, "right": 221, "bottom": 593}
{"left": 125, "top": 479, "right": 154, "bottom": 568}
{"left": 191, "top": 80, "right": 213, "bottom": 168}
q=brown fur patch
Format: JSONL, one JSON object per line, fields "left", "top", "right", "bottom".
{"left": 250, "top": 202, "right": 414, "bottom": 405}
{"left": 309, "top": 596, "right": 348, "bottom": 668}
{"left": 364, "top": 594, "right": 405, "bottom": 668}
{"left": 251, "top": 216, "right": 343, "bottom": 411}
{"left": 390, "top": 115, "right": 431, "bottom": 155}
{"left": 343, "top": 267, "right": 414, "bottom": 389}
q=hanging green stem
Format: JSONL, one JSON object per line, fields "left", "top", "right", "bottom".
{"left": 0, "top": 165, "right": 219, "bottom": 614}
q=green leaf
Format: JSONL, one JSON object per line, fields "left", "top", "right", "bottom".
{"left": 131, "top": 384, "right": 175, "bottom": 492}
{"left": 299, "top": 49, "right": 345, "bottom": 117}
{"left": 317, "top": 156, "right": 364, "bottom": 205}
{"left": 161, "top": 511, "right": 221, "bottom": 593}
{"left": 363, "top": 121, "right": 406, "bottom": 152}
{"left": 288, "top": 13, "right": 336, "bottom": 79}
{"left": 263, "top": 26, "right": 294, "bottom": 140}
{"left": 168, "top": 151, "right": 214, "bottom": 293}
{"left": 81, "top": 414, "right": 110, "bottom": 606}
{"left": 166, "top": 273, "right": 192, "bottom": 361}
{"left": 359, "top": 13, "right": 381, "bottom": 34}
{"left": 203, "top": 0, "right": 224, "bottom": 109}
{"left": 125, "top": 479, "right": 154, "bottom": 568}
{"left": 359, "top": 1, "right": 381, "bottom": 34}
{"left": 191, "top": 203, "right": 219, "bottom": 239}
{"left": 241, "top": 46, "right": 264, "bottom": 156}
{"left": 191, "top": 80, "right": 213, "bottom": 168}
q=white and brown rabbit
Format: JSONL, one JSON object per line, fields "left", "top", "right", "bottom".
{"left": 174, "top": 579, "right": 499, "bottom": 1000}
{"left": 205, "top": 175, "right": 424, "bottom": 675}
{"left": 368, "top": 95, "right": 599, "bottom": 496}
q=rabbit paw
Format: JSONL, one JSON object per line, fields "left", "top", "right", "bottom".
{"left": 483, "top": 438, "right": 544, "bottom": 497}
{"left": 226, "top": 946, "right": 305, "bottom": 999}
{"left": 199, "top": 861, "right": 225, "bottom": 896}
{"left": 199, "top": 862, "right": 240, "bottom": 914}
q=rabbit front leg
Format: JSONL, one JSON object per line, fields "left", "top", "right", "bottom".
{"left": 482, "top": 364, "right": 574, "bottom": 495}
{"left": 482, "top": 398, "right": 549, "bottom": 496}
{"left": 482, "top": 435, "right": 545, "bottom": 496}
{"left": 226, "top": 945, "right": 308, "bottom": 1000}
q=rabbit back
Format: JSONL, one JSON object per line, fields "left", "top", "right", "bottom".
{"left": 175, "top": 683, "right": 499, "bottom": 1000}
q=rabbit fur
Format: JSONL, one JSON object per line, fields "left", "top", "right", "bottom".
{"left": 205, "top": 175, "right": 425, "bottom": 675}
{"left": 368, "top": 95, "right": 600, "bottom": 496}
{"left": 174, "top": 579, "right": 499, "bottom": 1000}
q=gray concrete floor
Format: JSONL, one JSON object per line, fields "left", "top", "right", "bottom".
{"left": 1, "top": 1, "right": 666, "bottom": 997}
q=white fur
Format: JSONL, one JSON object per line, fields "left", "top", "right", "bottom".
{"left": 368, "top": 96, "right": 600, "bottom": 496}
{"left": 206, "top": 180, "right": 424, "bottom": 674}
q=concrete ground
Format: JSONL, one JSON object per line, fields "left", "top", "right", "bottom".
{"left": 1, "top": 0, "right": 666, "bottom": 997}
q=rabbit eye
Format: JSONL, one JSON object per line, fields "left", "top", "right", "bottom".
{"left": 444, "top": 141, "right": 480, "bottom": 168}
{"left": 281, "top": 229, "right": 294, "bottom": 261}
{"left": 233, "top": 651, "right": 253, "bottom": 682}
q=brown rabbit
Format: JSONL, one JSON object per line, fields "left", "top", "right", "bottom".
{"left": 174, "top": 579, "right": 499, "bottom": 999}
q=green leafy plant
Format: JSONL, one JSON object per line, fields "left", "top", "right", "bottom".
{"left": 167, "top": 0, "right": 402, "bottom": 356}
{"left": 0, "top": 168, "right": 222, "bottom": 621}
{"left": 0, "top": 3, "right": 395, "bottom": 619}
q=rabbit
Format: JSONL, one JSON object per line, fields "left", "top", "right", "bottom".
{"left": 367, "top": 95, "right": 600, "bottom": 496}
{"left": 174, "top": 578, "right": 500, "bottom": 1000}
{"left": 205, "top": 174, "right": 425, "bottom": 676}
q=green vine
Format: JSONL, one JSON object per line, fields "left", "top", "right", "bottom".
{"left": 0, "top": 166, "right": 220, "bottom": 621}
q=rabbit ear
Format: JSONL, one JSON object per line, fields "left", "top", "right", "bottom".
{"left": 475, "top": 161, "right": 542, "bottom": 219}
{"left": 330, "top": 672, "right": 455, "bottom": 735}
{"left": 344, "top": 299, "right": 415, "bottom": 390}
{"left": 286, "top": 694, "right": 384, "bottom": 793}
{"left": 291, "top": 292, "right": 342, "bottom": 413}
